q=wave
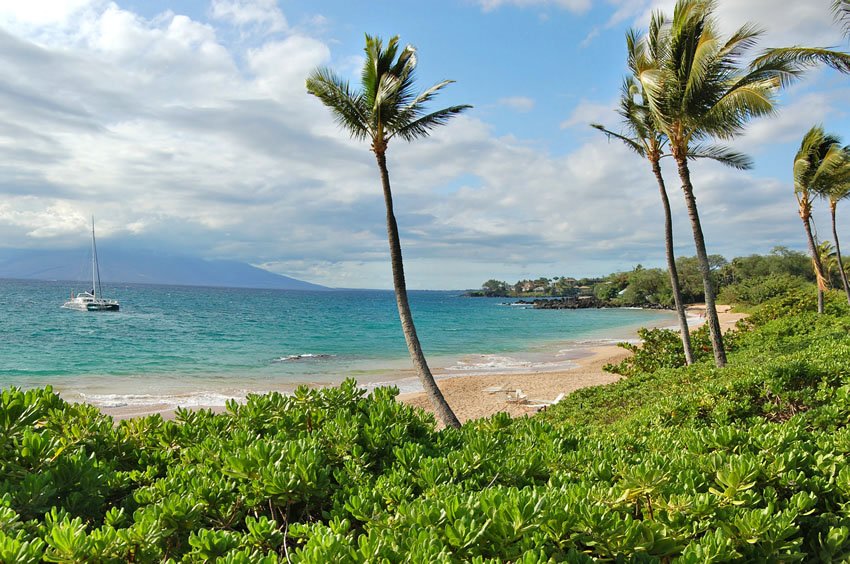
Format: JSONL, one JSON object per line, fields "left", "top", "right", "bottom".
{"left": 272, "top": 353, "right": 335, "bottom": 363}
{"left": 569, "top": 338, "right": 640, "bottom": 346}
{"left": 444, "top": 354, "right": 578, "bottom": 375}
{"left": 79, "top": 391, "right": 247, "bottom": 408}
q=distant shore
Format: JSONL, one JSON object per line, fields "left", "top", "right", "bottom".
{"left": 97, "top": 304, "right": 744, "bottom": 422}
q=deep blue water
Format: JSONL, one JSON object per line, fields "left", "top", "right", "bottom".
{"left": 0, "top": 279, "right": 675, "bottom": 405}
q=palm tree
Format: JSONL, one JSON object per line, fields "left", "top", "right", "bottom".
{"left": 819, "top": 241, "right": 839, "bottom": 284}
{"left": 814, "top": 145, "right": 850, "bottom": 304}
{"left": 306, "top": 35, "right": 471, "bottom": 428}
{"left": 631, "top": 0, "right": 795, "bottom": 367}
{"left": 592, "top": 75, "right": 752, "bottom": 365}
{"left": 793, "top": 126, "right": 844, "bottom": 314}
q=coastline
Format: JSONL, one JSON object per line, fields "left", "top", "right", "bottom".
{"left": 97, "top": 305, "right": 743, "bottom": 422}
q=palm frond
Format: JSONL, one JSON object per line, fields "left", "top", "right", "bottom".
{"left": 386, "top": 79, "right": 455, "bottom": 135}
{"left": 390, "top": 105, "right": 472, "bottom": 142}
{"left": 687, "top": 144, "right": 753, "bottom": 169}
{"left": 647, "top": 11, "right": 669, "bottom": 64}
{"left": 305, "top": 67, "right": 370, "bottom": 140}
{"left": 811, "top": 143, "right": 848, "bottom": 193}
{"left": 822, "top": 154, "right": 850, "bottom": 204}
{"left": 716, "top": 23, "right": 763, "bottom": 65}
{"left": 590, "top": 123, "right": 647, "bottom": 157}
{"left": 794, "top": 125, "right": 843, "bottom": 196}
{"left": 752, "top": 46, "right": 850, "bottom": 78}
{"left": 700, "top": 79, "right": 778, "bottom": 140}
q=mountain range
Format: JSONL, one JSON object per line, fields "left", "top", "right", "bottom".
{"left": 0, "top": 249, "right": 329, "bottom": 291}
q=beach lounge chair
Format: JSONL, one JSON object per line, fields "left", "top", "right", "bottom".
{"left": 505, "top": 389, "right": 528, "bottom": 403}
{"left": 525, "top": 393, "right": 566, "bottom": 409}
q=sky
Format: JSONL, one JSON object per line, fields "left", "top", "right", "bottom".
{"left": 0, "top": 0, "right": 848, "bottom": 290}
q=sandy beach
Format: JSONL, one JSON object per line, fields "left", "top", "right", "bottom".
{"left": 398, "top": 304, "right": 745, "bottom": 424}
{"left": 98, "top": 304, "right": 744, "bottom": 423}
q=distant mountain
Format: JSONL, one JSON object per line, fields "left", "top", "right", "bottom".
{"left": 0, "top": 249, "right": 330, "bottom": 291}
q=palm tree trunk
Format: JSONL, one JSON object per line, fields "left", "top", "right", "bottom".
{"left": 801, "top": 212, "right": 827, "bottom": 314}
{"left": 673, "top": 153, "right": 727, "bottom": 367}
{"left": 830, "top": 201, "right": 850, "bottom": 305}
{"left": 651, "top": 158, "right": 694, "bottom": 365}
{"left": 375, "top": 151, "right": 461, "bottom": 428}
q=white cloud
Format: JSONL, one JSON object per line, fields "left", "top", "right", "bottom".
{"left": 209, "top": 0, "right": 287, "bottom": 33}
{"left": 560, "top": 98, "right": 618, "bottom": 129}
{"left": 497, "top": 96, "right": 535, "bottom": 112}
{"left": 0, "top": 0, "right": 105, "bottom": 27}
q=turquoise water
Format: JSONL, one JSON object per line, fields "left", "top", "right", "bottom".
{"left": 0, "top": 279, "right": 676, "bottom": 407}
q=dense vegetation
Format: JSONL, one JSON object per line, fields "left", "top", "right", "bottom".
{"left": 472, "top": 247, "right": 816, "bottom": 306}
{"left": 2, "top": 287, "right": 850, "bottom": 562}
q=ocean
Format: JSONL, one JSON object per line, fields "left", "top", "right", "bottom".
{"left": 0, "top": 279, "right": 677, "bottom": 408}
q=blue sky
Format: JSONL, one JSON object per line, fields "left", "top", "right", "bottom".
{"left": 0, "top": 0, "right": 848, "bottom": 289}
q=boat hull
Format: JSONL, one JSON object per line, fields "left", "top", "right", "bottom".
{"left": 62, "top": 295, "right": 120, "bottom": 312}
{"left": 87, "top": 302, "right": 119, "bottom": 311}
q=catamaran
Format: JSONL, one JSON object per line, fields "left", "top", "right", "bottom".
{"left": 62, "top": 218, "right": 120, "bottom": 312}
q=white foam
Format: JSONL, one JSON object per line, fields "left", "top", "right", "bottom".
{"left": 273, "top": 353, "right": 335, "bottom": 362}
{"left": 359, "top": 377, "right": 423, "bottom": 394}
{"left": 79, "top": 391, "right": 248, "bottom": 408}
{"left": 443, "top": 354, "right": 578, "bottom": 375}
{"left": 569, "top": 338, "right": 640, "bottom": 346}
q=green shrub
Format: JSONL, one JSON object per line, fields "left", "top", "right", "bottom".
{"left": 718, "top": 274, "right": 810, "bottom": 306}
{"left": 604, "top": 324, "right": 739, "bottom": 377}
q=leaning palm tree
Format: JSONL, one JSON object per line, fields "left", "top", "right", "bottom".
{"left": 818, "top": 241, "right": 839, "bottom": 309}
{"left": 793, "top": 126, "right": 844, "bottom": 314}
{"left": 306, "top": 35, "right": 470, "bottom": 428}
{"left": 592, "top": 74, "right": 752, "bottom": 365}
{"left": 819, "top": 241, "right": 839, "bottom": 282}
{"left": 591, "top": 77, "right": 694, "bottom": 365}
{"left": 632, "top": 0, "right": 796, "bottom": 367}
{"left": 814, "top": 145, "right": 850, "bottom": 304}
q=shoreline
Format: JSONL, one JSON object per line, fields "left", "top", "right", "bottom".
{"left": 94, "top": 305, "right": 743, "bottom": 422}
{"left": 397, "top": 304, "right": 745, "bottom": 424}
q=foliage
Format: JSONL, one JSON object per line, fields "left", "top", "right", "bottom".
{"left": 2, "top": 290, "right": 850, "bottom": 561}
{"left": 479, "top": 279, "right": 510, "bottom": 297}
{"left": 615, "top": 266, "right": 672, "bottom": 306}
{"left": 471, "top": 250, "right": 817, "bottom": 308}
{"left": 603, "top": 323, "right": 738, "bottom": 377}
{"left": 718, "top": 274, "right": 812, "bottom": 306}
{"left": 673, "top": 255, "right": 727, "bottom": 303}
{"left": 719, "top": 247, "right": 814, "bottom": 285}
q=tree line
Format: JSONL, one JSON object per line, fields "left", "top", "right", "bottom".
{"left": 473, "top": 247, "right": 818, "bottom": 305}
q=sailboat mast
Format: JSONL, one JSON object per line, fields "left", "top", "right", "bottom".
{"left": 91, "top": 216, "right": 105, "bottom": 300}
{"left": 91, "top": 217, "right": 97, "bottom": 299}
